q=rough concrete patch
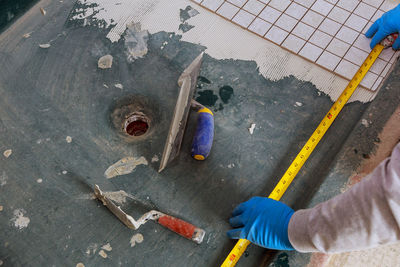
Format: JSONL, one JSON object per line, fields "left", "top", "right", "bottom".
{"left": 39, "top": 43, "right": 51, "bottom": 48}
{"left": 104, "top": 156, "right": 148, "bottom": 178}
{"left": 86, "top": 243, "right": 98, "bottom": 255}
{"left": 98, "top": 55, "right": 113, "bottom": 69}
{"left": 101, "top": 243, "right": 112, "bottom": 251}
{"left": 178, "top": 23, "right": 194, "bottom": 33}
{"left": 124, "top": 22, "right": 148, "bottom": 62}
{"left": 130, "top": 233, "right": 144, "bottom": 247}
{"left": 98, "top": 250, "right": 107, "bottom": 258}
{"left": 179, "top": 6, "right": 199, "bottom": 23}
{"left": 11, "top": 209, "right": 30, "bottom": 229}
{"left": 3, "top": 149, "right": 12, "bottom": 158}
{"left": 114, "top": 83, "right": 123, "bottom": 89}
{"left": 103, "top": 190, "right": 131, "bottom": 205}
{"left": 0, "top": 171, "right": 7, "bottom": 186}
{"left": 361, "top": 119, "right": 369, "bottom": 127}
{"left": 151, "top": 155, "right": 159, "bottom": 162}
{"left": 248, "top": 123, "right": 256, "bottom": 135}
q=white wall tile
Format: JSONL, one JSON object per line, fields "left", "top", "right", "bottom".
{"left": 319, "top": 18, "right": 341, "bottom": 36}
{"left": 354, "top": 34, "right": 372, "bottom": 52}
{"left": 299, "top": 43, "right": 324, "bottom": 61}
{"left": 362, "top": 21, "right": 373, "bottom": 34}
{"left": 326, "top": 0, "right": 339, "bottom": 4}
{"left": 345, "top": 14, "right": 368, "bottom": 32}
{"left": 317, "top": 51, "right": 341, "bottom": 70}
{"left": 311, "top": 0, "right": 334, "bottom": 16}
{"left": 389, "top": 51, "right": 400, "bottom": 63}
{"left": 248, "top": 18, "right": 272, "bottom": 36}
{"left": 380, "top": 0, "right": 399, "bottom": 12}
{"left": 328, "top": 6, "right": 350, "bottom": 24}
{"left": 283, "top": 34, "right": 307, "bottom": 53}
{"left": 344, "top": 47, "right": 369, "bottom": 65}
{"left": 302, "top": 10, "right": 324, "bottom": 27}
{"left": 369, "top": 58, "right": 386, "bottom": 75}
{"left": 217, "top": 2, "right": 240, "bottom": 19}
{"left": 310, "top": 30, "right": 333, "bottom": 48}
{"left": 269, "top": 0, "right": 292, "bottom": 12}
{"left": 232, "top": 10, "right": 256, "bottom": 28}
{"left": 265, "top": 26, "right": 289, "bottom": 44}
{"left": 379, "top": 47, "right": 395, "bottom": 61}
{"left": 243, "top": 0, "right": 266, "bottom": 15}
{"left": 335, "top": 59, "right": 359, "bottom": 79}
{"left": 337, "top": 0, "right": 359, "bottom": 12}
{"left": 202, "top": 0, "right": 224, "bottom": 11}
{"left": 362, "top": 0, "right": 384, "bottom": 8}
{"left": 327, "top": 38, "right": 350, "bottom": 57}
{"left": 371, "top": 9, "right": 384, "bottom": 22}
{"left": 354, "top": 2, "right": 376, "bottom": 20}
{"left": 292, "top": 22, "right": 315, "bottom": 39}
{"left": 336, "top": 26, "right": 359, "bottom": 44}
{"left": 259, "top": 6, "right": 282, "bottom": 23}
{"left": 372, "top": 76, "right": 383, "bottom": 91}
{"left": 381, "top": 63, "right": 392, "bottom": 77}
{"left": 276, "top": 14, "right": 298, "bottom": 32}
{"left": 199, "top": 0, "right": 395, "bottom": 91}
{"left": 286, "top": 2, "right": 308, "bottom": 19}
{"left": 360, "top": 71, "right": 378, "bottom": 88}
{"left": 227, "top": 0, "right": 247, "bottom": 7}
{"left": 294, "top": 0, "right": 315, "bottom": 8}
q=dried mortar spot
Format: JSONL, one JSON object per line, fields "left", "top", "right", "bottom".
{"left": 3, "top": 149, "right": 12, "bottom": 158}
{"left": 98, "top": 250, "right": 107, "bottom": 258}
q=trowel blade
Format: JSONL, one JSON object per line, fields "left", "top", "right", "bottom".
{"left": 159, "top": 52, "right": 204, "bottom": 172}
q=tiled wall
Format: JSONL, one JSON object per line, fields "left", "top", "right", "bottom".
{"left": 192, "top": 0, "right": 400, "bottom": 91}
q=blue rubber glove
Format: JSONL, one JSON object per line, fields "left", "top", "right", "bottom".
{"left": 366, "top": 4, "right": 400, "bottom": 49}
{"left": 227, "top": 197, "right": 294, "bottom": 250}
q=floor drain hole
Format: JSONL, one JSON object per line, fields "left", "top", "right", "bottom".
{"left": 124, "top": 114, "right": 149, "bottom": 136}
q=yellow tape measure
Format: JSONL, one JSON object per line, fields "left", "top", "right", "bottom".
{"left": 221, "top": 44, "right": 385, "bottom": 267}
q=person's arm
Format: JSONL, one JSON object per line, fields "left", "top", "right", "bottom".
{"left": 289, "top": 142, "right": 400, "bottom": 253}
{"left": 227, "top": 143, "right": 400, "bottom": 252}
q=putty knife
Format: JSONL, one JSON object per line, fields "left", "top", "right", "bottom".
{"left": 159, "top": 52, "right": 214, "bottom": 172}
{"left": 94, "top": 185, "right": 205, "bottom": 244}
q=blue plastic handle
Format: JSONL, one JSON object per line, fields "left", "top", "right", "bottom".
{"left": 191, "top": 108, "right": 214, "bottom": 160}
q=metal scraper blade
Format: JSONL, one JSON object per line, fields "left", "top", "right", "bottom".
{"left": 159, "top": 52, "right": 204, "bottom": 172}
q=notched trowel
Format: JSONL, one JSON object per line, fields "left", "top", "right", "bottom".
{"left": 94, "top": 185, "right": 205, "bottom": 244}
{"left": 159, "top": 52, "right": 214, "bottom": 172}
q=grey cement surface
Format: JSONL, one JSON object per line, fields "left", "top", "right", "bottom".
{"left": 0, "top": 1, "right": 399, "bottom": 266}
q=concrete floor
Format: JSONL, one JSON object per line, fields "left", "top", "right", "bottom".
{"left": 0, "top": 0, "right": 400, "bottom": 266}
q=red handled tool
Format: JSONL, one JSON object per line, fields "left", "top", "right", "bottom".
{"left": 94, "top": 185, "right": 205, "bottom": 244}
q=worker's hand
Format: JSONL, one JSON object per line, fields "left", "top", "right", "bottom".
{"left": 227, "top": 196, "right": 294, "bottom": 250}
{"left": 366, "top": 4, "right": 400, "bottom": 49}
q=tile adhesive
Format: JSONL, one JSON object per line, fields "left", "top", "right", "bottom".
{"left": 70, "top": 0, "right": 387, "bottom": 103}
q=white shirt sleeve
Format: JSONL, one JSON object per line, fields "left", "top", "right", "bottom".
{"left": 288, "top": 142, "right": 400, "bottom": 253}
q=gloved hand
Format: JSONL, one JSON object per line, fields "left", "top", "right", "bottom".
{"left": 366, "top": 4, "right": 400, "bottom": 49}
{"left": 227, "top": 196, "right": 294, "bottom": 250}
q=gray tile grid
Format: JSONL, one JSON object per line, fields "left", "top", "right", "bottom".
{"left": 195, "top": 0, "right": 400, "bottom": 91}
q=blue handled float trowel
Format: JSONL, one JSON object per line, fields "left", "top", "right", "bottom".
{"left": 159, "top": 52, "right": 214, "bottom": 172}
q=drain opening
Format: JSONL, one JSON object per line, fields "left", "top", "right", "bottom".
{"left": 124, "top": 113, "right": 149, "bottom": 136}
